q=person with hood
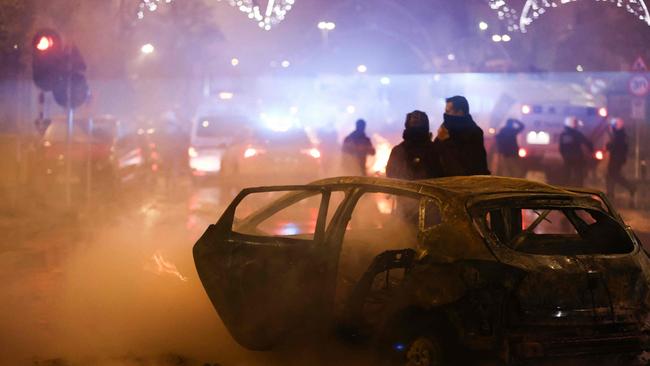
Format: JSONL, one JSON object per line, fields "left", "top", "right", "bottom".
{"left": 342, "top": 119, "right": 375, "bottom": 176}
{"left": 606, "top": 117, "right": 636, "bottom": 203}
{"left": 386, "top": 110, "right": 443, "bottom": 180}
{"left": 434, "top": 95, "right": 490, "bottom": 176}
{"left": 559, "top": 116, "right": 593, "bottom": 187}
{"left": 495, "top": 118, "right": 525, "bottom": 177}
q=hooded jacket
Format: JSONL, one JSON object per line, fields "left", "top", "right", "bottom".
{"left": 433, "top": 114, "right": 490, "bottom": 176}
{"left": 606, "top": 128, "right": 628, "bottom": 167}
{"left": 559, "top": 126, "right": 593, "bottom": 164}
{"left": 386, "top": 128, "right": 443, "bottom": 180}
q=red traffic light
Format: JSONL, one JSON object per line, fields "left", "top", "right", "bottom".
{"left": 32, "top": 29, "right": 61, "bottom": 54}
{"left": 36, "top": 36, "right": 54, "bottom": 51}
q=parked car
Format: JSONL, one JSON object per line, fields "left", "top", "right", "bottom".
{"left": 220, "top": 127, "right": 322, "bottom": 186}
{"left": 37, "top": 115, "right": 119, "bottom": 201}
{"left": 188, "top": 114, "right": 245, "bottom": 179}
{"left": 112, "top": 125, "right": 161, "bottom": 188}
{"left": 194, "top": 176, "right": 650, "bottom": 365}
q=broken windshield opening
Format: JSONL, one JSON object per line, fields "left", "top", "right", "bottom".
{"left": 474, "top": 201, "right": 634, "bottom": 256}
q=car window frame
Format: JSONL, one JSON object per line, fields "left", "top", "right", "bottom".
{"left": 469, "top": 195, "right": 639, "bottom": 257}
{"left": 229, "top": 185, "right": 347, "bottom": 244}
{"left": 341, "top": 187, "right": 441, "bottom": 234}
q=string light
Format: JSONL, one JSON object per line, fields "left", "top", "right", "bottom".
{"left": 218, "top": 0, "right": 295, "bottom": 30}
{"left": 137, "top": 0, "right": 174, "bottom": 20}
{"left": 487, "top": 0, "right": 650, "bottom": 33}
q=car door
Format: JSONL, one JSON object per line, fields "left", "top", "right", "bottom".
{"left": 330, "top": 188, "right": 437, "bottom": 334}
{"left": 193, "top": 185, "right": 344, "bottom": 350}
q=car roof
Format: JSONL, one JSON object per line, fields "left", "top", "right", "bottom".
{"left": 311, "top": 175, "right": 581, "bottom": 202}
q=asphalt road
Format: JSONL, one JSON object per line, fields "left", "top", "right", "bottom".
{"left": 1, "top": 182, "right": 649, "bottom": 366}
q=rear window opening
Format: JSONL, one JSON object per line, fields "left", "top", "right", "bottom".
{"left": 476, "top": 205, "right": 634, "bottom": 256}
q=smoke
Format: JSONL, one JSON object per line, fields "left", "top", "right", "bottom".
{"left": 0, "top": 191, "right": 255, "bottom": 366}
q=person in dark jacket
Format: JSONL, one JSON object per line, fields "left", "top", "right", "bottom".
{"left": 559, "top": 116, "right": 593, "bottom": 187}
{"left": 386, "top": 110, "right": 443, "bottom": 180}
{"left": 342, "top": 119, "right": 375, "bottom": 176}
{"left": 606, "top": 118, "right": 636, "bottom": 202}
{"left": 433, "top": 95, "right": 491, "bottom": 176}
{"left": 495, "top": 119, "right": 525, "bottom": 177}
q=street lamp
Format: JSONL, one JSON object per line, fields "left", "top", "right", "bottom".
{"left": 357, "top": 64, "right": 367, "bottom": 73}
{"left": 318, "top": 21, "right": 336, "bottom": 47}
{"left": 231, "top": 57, "right": 239, "bottom": 66}
{"left": 141, "top": 43, "right": 155, "bottom": 54}
{"left": 318, "top": 21, "right": 336, "bottom": 31}
{"left": 479, "top": 21, "right": 489, "bottom": 31}
{"left": 281, "top": 60, "right": 291, "bottom": 68}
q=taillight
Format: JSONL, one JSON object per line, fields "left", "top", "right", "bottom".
{"left": 595, "top": 150, "right": 604, "bottom": 160}
{"left": 302, "top": 148, "right": 321, "bottom": 159}
{"left": 518, "top": 148, "right": 528, "bottom": 158}
{"left": 244, "top": 147, "right": 258, "bottom": 159}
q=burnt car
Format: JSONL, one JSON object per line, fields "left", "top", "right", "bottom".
{"left": 193, "top": 176, "right": 650, "bottom": 364}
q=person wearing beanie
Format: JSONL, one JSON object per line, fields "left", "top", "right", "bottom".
{"left": 386, "top": 110, "right": 443, "bottom": 180}
{"left": 433, "top": 95, "right": 490, "bottom": 177}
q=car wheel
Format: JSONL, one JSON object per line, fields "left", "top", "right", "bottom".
{"left": 404, "top": 336, "right": 444, "bottom": 366}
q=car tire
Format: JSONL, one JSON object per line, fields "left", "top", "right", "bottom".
{"left": 378, "top": 309, "right": 458, "bottom": 366}
{"left": 404, "top": 336, "right": 444, "bottom": 366}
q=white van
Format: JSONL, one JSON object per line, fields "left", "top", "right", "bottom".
{"left": 188, "top": 113, "right": 250, "bottom": 178}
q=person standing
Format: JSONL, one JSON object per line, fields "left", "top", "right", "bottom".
{"left": 434, "top": 95, "right": 490, "bottom": 176}
{"left": 606, "top": 118, "right": 636, "bottom": 203}
{"left": 559, "top": 116, "right": 593, "bottom": 187}
{"left": 342, "top": 119, "right": 375, "bottom": 176}
{"left": 386, "top": 111, "right": 443, "bottom": 180}
{"left": 495, "top": 119, "right": 525, "bottom": 177}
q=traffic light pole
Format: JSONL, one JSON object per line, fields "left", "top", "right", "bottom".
{"left": 65, "top": 46, "right": 74, "bottom": 209}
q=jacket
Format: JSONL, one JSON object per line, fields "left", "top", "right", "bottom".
{"left": 433, "top": 114, "right": 490, "bottom": 176}
{"left": 386, "top": 129, "right": 443, "bottom": 180}
{"left": 559, "top": 126, "right": 593, "bottom": 163}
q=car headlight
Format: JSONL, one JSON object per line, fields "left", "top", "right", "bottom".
{"left": 526, "top": 131, "right": 550, "bottom": 145}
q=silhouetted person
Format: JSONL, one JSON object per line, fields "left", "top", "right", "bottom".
{"left": 606, "top": 118, "right": 636, "bottom": 203}
{"left": 386, "top": 110, "right": 443, "bottom": 180}
{"left": 434, "top": 95, "right": 490, "bottom": 176}
{"left": 559, "top": 116, "right": 593, "bottom": 187}
{"left": 495, "top": 119, "right": 525, "bottom": 177}
{"left": 342, "top": 119, "right": 375, "bottom": 176}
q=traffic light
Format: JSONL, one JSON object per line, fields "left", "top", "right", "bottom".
{"left": 32, "top": 29, "right": 63, "bottom": 91}
{"left": 31, "top": 29, "right": 89, "bottom": 108}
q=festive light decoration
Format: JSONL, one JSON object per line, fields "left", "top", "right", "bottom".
{"left": 218, "top": 0, "right": 295, "bottom": 30}
{"left": 487, "top": 0, "right": 521, "bottom": 32}
{"left": 137, "top": 0, "right": 174, "bottom": 20}
{"left": 488, "top": 0, "right": 650, "bottom": 33}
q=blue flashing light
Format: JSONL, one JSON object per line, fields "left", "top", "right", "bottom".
{"left": 279, "top": 223, "right": 300, "bottom": 236}
{"left": 394, "top": 343, "right": 406, "bottom": 352}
